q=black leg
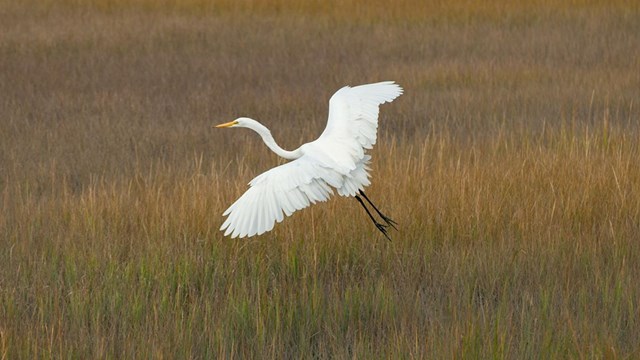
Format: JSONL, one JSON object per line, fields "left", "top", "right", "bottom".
{"left": 358, "top": 190, "right": 398, "bottom": 230}
{"left": 355, "top": 195, "right": 391, "bottom": 241}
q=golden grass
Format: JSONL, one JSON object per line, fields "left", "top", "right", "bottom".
{"left": 1, "top": 0, "right": 640, "bottom": 358}
{"left": 39, "top": 0, "right": 640, "bottom": 21}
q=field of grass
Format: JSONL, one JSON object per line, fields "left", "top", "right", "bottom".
{"left": 1, "top": 0, "right": 640, "bottom": 358}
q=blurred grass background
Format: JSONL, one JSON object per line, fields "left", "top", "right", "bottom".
{"left": 1, "top": 0, "right": 639, "bottom": 358}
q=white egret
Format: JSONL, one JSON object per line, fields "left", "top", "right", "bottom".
{"left": 215, "top": 81, "right": 403, "bottom": 239}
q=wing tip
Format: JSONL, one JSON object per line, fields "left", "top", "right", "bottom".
{"left": 356, "top": 80, "right": 403, "bottom": 101}
{"left": 381, "top": 80, "right": 404, "bottom": 98}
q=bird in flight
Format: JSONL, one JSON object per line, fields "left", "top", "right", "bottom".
{"left": 215, "top": 81, "right": 403, "bottom": 239}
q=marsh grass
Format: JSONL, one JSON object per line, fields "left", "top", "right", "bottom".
{"left": 1, "top": 0, "right": 639, "bottom": 358}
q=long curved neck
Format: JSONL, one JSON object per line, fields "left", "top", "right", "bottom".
{"left": 248, "top": 121, "right": 302, "bottom": 160}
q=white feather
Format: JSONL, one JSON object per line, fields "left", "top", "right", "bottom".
{"left": 218, "top": 81, "right": 403, "bottom": 238}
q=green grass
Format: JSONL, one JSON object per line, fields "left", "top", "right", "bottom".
{"left": 1, "top": 0, "right": 640, "bottom": 358}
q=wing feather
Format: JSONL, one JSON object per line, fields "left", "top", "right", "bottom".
{"left": 220, "top": 155, "right": 336, "bottom": 238}
{"left": 314, "top": 81, "right": 403, "bottom": 195}
{"left": 320, "top": 81, "right": 402, "bottom": 151}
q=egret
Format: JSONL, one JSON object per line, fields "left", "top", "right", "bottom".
{"left": 215, "top": 81, "right": 403, "bottom": 239}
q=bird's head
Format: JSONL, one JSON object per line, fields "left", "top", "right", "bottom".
{"left": 214, "top": 117, "right": 255, "bottom": 129}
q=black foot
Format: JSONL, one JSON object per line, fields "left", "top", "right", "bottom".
{"left": 358, "top": 190, "right": 398, "bottom": 232}
{"left": 355, "top": 194, "right": 393, "bottom": 241}
{"left": 375, "top": 223, "right": 392, "bottom": 241}
{"left": 381, "top": 215, "right": 398, "bottom": 230}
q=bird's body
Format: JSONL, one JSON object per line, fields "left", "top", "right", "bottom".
{"left": 216, "top": 81, "right": 403, "bottom": 238}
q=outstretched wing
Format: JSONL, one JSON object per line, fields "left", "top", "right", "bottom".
{"left": 220, "top": 154, "right": 343, "bottom": 238}
{"left": 321, "top": 81, "right": 403, "bottom": 145}
{"left": 316, "top": 81, "right": 403, "bottom": 175}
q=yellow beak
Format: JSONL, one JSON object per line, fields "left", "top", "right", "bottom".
{"left": 214, "top": 120, "right": 238, "bottom": 128}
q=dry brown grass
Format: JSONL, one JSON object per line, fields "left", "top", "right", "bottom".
{"left": 1, "top": 0, "right": 640, "bottom": 358}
